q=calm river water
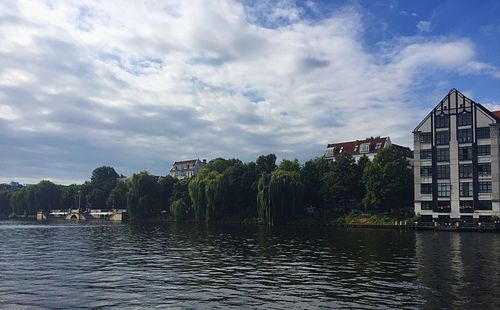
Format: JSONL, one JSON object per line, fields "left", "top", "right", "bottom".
{"left": 0, "top": 221, "right": 499, "bottom": 309}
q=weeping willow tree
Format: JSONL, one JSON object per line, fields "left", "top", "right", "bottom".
{"left": 204, "top": 172, "right": 228, "bottom": 221}
{"left": 188, "top": 177, "right": 207, "bottom": 221}
{"left": 257, "top": 173, "right": 271, "bottom": 225}
{"left": 257, "top": 170, "right": 304, "bottom": 225}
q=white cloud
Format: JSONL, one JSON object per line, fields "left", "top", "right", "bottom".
{"left": 0, "top": 0, "right": 497, "bottom": 183}
{"left": 417, "top": 20, "right": 431, "bottom": 32}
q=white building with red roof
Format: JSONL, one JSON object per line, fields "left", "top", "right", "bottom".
{"left": 324, "top": 136, "right": 413, "bottom": 162}
{"left": 169, "top": 159, "right": 206, "bottom": 179}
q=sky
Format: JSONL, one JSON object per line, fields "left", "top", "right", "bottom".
{"left": 0, "top": 0, "right": 499, "bottom": 185}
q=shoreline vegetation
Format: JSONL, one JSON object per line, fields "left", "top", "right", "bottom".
{"left": 0, "top": 146, "right": 417, "bottom": 227}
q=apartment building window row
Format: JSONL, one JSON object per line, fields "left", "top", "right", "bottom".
{"left": 435, "top": 115, "right": 449, "bottom": 128}
{"left": 436, "top": 131, "right": 449, "bottom": 145}
{"left": 457, "top": 112, "right": 472, "bottom": 126}
{"left": 421, "top": 201, "right": 432, "bottom": 210}
{"left": 459, "top": 146, "right": 473, "bottom": 160}
{"left": 436, "top": 201, "right": 451, "bottom": 212}
{"left": 479, "top": 181, "right": 492, "bottom": 193}
{"left": 436, "top": 148, "right": 449, "bottom": 162}
{"left": 420, "top": 166, "right": 432, "bottom": 177}
{"left": 478, "top": 145, "right": 491, "bottom": 156}
{"left": 420, "top": 149, "right": 432, "bottom": 159}
{"left": 477, "top": 127, "right": 491, "bottom": 139}
{"left": 421, "top": 183, "right": 432, "bottom": 194}
{"left": 477, "top": 200, "right": 492, "bottom": 210}
{"left": 420, "top": 133, "right": 432, "bottom": 143}
{"left": 459, "top": 182, "right": 473, "bottom": 197}
{"left": 478, "top": 163, "right": 491, "bottom": 176}
{"left": 459, "top": 201, "right": 473, "bottom": 213}
{"left": 459, "top": 164, "right": 473, "bottom": 178}
{"left": 458, "top": 128, "right": 473, "bottom": 143}
{"left": 437, "top": 183, "right": 451, "bottom": 197}
{"left": 437, "top": 165, "right": 450, "bottom": 179}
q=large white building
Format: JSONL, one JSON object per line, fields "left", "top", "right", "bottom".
{"left": 413, "top": 89, "right": 500, "bottom": 224}
{"left": 324, "top": 136, "right": 413, "bottom": 162}
{"left": 169, "top": 159, "right": 206, "bottom": 179}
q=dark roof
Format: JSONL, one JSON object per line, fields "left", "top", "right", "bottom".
{"left": 414, "top": 89, "right": 499, "bottom": 132}
{"left": 392, "top": 144, "right": 414, "bottom": 159}
{"left": 326, "top": 137, "right": 388, "bottom": 156}
{"left": 172, "top": 159, "right": 197, "bottom": 165}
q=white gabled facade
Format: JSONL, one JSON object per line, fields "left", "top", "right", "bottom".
{"left": 413, "top": 89, "right": 500, "bottom": 224}
{"left": 169, "top": 159, "right": 206, "bottom": 179}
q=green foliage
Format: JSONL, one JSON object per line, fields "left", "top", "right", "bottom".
{"left": 106, "top": 181, "right": 128, "bottom": 209}
{"left": 0, "top": 191, "right": 12, "bottom": 217}
{"left": 170, "top": 198, "right": 187, "bottom": 222}
{"left": 322, "top": 154, "right": 361, "bottom": 209}
{"left": 60, "top": 185, "right": 82, "bottom": 209}
{"left": 256, "top": 154, "right": 277, "bottom": 174}
{"left": 257, "top": 173, "right": 271, "bottom": 224}
{"left": 362, "top": 146, "right": 413, "bottom": 213}
{"left": 277, "top": 159, "right": 301, "bottom": 172}
{"left": 268, "top": 170, "right": 304, "bottom": 224}
{"left": 126, "top": 171, "right": 160, "bottom": 219}
{"left": 301, "top": 157, "right": 330, "bottom": 209}
{"left": 188, "top": 176, "right": 206, "bottom": 221}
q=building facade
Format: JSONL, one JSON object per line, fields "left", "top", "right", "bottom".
{"left": 413, "top": 89, "right": 500, "bottom": 223}
{"left": 324, "top": 136, "right": 413, "bottom": 162}
{"left": 169, "top": 159, "right": 207, "bottom": 179}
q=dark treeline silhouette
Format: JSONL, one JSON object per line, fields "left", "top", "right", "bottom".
{"left": 0, "top": 147, "right": 413, "bottom": 222}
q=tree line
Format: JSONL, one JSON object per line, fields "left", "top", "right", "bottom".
{"left": 0, "top": 146, "right": 413, "bottom": 222}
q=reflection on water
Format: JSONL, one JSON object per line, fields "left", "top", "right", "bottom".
{"left": 0, "top": 221, "right": 499, "bottom": 309}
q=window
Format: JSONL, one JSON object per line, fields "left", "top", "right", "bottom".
{"left": 457, "top": 112, "right": 472, "bottom": 126}
{"left": 421, "top": 201, "right": 432, "bottom": 210}
{"left": 436, "top": 131, "right": 449, "bottom": 145}
{"left": 420, "top": 166, "right": 432, "bottom": 177}
{"left": 375, "top": 142, "right": 382, "bottom": 150}
{"left": 437, "top": 201, "right": 451, "bottom": 212}
{"left": 437, "top": 165, "right": 450, "bottom": 179}
{"left": 477, "top": 127, "right": 490, "bottom": 139}
{"left": 359, "top": 143, "right": 370, "bottom": 154}
{"left": 354, "top": 145, "right": 358, "bottom": 152}
{"left": 339, "top": 146, "right": 344, "bottom": 153}
{"left": 478, "top": 163, "right": 491, "bottom": 176}
{"left": 458, "top": 147, "right": 473, "bottom": 160}
{"left": 458, "top": 128, "right": 473, "bottom": 143}
{"left": 438, "top": 183, "right": 451, "bottom": 197}
{"left": 477, "top": 200, "right": 492, "bottom": 210}
{"left": 479, "top": 181, "right": 492, "bottom": 193}
{"left": 325, "top": 148, "right": 334, "bottom": 157}
{"left": 420, "top": 132, "right": 432, "bottom": 143}
{"left": 435, "top": 115, "right": 449, "bottom": 128}
{"left": 420, "top": 149, "right": 432, "bottom": 160}
{"left": 459, "top": 164, "right": 473, "bottom": 178}
{"left": 421, "top": 184, "right": 432, "bottom": 194}
{"left": 460, "top": 182, "right": 473, "bottom": 197}
{"left": 459, "top": 201, "right": 473, "bottom": 213}
{"left": 478, "top": 145, "right": 491, "bottom": 156}
{"left": 436, "top": 148, "right": 449, "bottom": 162}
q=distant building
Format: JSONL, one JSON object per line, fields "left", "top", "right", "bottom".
{"left": 413, "top": 89, "right": 500, "bottom": 224}
{"left": 324, "top": 136, "right": 413, "bottom": 162}
{"left": 169, "top": 159, "right": 207, "bottom": 179}
{"left": 0, "top": 181, "right": 24, "bottom": 191}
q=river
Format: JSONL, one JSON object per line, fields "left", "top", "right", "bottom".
{"left": 0, "top": 221, "right": 499, "bottom": 309}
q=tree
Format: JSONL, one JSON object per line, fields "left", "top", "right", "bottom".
{"left": 158, "top": 176, "right": 176, "bottom": 213}
{"left": 362, "top": 147, "right": 413, "bottom": 213}
{"left": 277, "top": 159, "right": 301, "bottom": 173}
{"left": 301, "top": 157, "right": 330, "bottom": 209}
{"left": 322, "top": 154, "right": 360, "bottom": 210}
{"left": 257, "top": 173, "right": 271, "bottom": 224}
{"left": 126, "top": 171, "right": 159, "bottom": 219}
{"left": 268, "top": 170, "right": 304, "bottom": 224}
{"left": 170, "top": 198, "right": 187, "bottom": 222}
{"left": 106, "top": 181, "right": 128, "bottom": 209}
{"left": 256, "top": 154, "right": 277, "bottom": 174}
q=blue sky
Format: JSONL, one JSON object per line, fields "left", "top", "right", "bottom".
{"left": 0, "top": 0, "right": 499, "bottom": 184}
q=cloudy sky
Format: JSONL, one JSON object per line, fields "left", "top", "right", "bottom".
{"left": 1, "top": 0, "right": 499, "bottom": 184}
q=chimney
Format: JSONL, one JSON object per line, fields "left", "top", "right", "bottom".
{"left": 202, "top": 159, "right": 207, "bottom": 163}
